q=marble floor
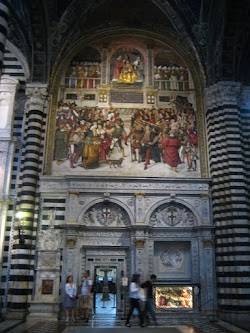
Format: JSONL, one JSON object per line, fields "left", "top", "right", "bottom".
{"left": 0, "top": 294, "right": 249, "bottom": 333}
{"left": 1, "top": 317, "right": 249, "bottom": 333}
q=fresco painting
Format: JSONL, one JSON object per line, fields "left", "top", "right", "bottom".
{"left": 111, "top": 50, "right": 144, "bottom": 85}
{"left": 52, "top": 96, "right": 200, "bottom": 178}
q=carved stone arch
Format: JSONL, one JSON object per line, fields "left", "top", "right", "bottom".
{"left": 5, "top": 40, "right": 30, "bottom": 81}
{"left": 77, "top": 197, "right": 133, "bottom": 226}
{"left": 146, "top": 198, "right": 200, "bottom": 227}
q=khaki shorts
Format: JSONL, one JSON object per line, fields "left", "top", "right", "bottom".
{"left": 79, "top": 295, "right": 91, "bottom": 309}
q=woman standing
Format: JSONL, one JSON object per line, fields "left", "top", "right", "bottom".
{"left": 64, "top": 276, "right": 77, "bottom": 323}
{"left": 125, "top": 274, "right": 145, "bottom": 327}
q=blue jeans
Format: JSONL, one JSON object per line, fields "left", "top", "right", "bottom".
{"left": 144, "top": 298, "right": 157, "bottom": 324}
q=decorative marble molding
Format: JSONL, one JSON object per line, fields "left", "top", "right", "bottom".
{"left": 40, "top": 177, "right": 210, "bottom": 193}
{"left": 38, "top": 229, "right": 62, "bottom": 251}
{"left": 135, "top": 192, "right": 145, "bottom": 224}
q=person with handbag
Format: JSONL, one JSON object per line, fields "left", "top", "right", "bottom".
{"left": 141, "top": 274, "right": 158, "bottom": 326}
{"left": 125, "top": 273, "right": 145, "bottom": 327}
{"left": 64, "top": 275, "right": 77, "bottom": 323}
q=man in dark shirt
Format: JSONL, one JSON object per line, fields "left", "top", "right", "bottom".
{"left": 141, "top": 274, "right": 158, "bottom": 326}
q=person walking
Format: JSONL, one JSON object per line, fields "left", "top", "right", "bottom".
{"left": 125, "top": 273, "right": 145, "bottom": 327}
{"left": 64, "top": 275, "right": 77, "bottom": 323}
{"left": 141, "top": 274, "right": 158, "bottom": 326}
{"left": 79, "top": 270, "right": 93, "bottom": 323}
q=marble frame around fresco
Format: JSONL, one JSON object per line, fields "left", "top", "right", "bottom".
{"left": 52, "top": 96, "right": 200, "bottom": 178}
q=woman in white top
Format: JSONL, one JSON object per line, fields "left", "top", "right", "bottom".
{"left": 64, "top": 276, "right": 77, "bottom": 323}
{"left": 125, "top": 273, "right": 145, "bottom": 327}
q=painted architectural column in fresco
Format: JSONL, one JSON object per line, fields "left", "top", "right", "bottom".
{"left": 0, "top": 77, "right": 19, "bottom": 278}
{"left": 101, "top": 47, "right": 108, "bottom": 85}
{"left": 205, "top": 82, "right": 250, "bottom": 314}
{"left": 147, "top": 48, "right": 153, "bottom": 86}
{"left": 7, "top": 84, "right": 48, "bottom": 317}
{"left": 0, "top": 0, "right": 10, "bottom": 76}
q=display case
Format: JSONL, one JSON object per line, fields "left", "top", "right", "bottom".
{"left": 155, "top": 286, "right": 193, "bottom": 309}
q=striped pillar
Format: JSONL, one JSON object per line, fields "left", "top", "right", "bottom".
{"left": 0, "top": 77, "right": 19, "bottom": 281}
{"left": 0, "top": 0, "right": 10, "bottom": 76}
{"left": 7, "top": 84, "right": 48, "bottom": 318}
{"left": 205, "top": 82, "right": 250, "bottom": 323}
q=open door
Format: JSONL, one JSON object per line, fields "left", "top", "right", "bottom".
{"left": 93, "top": 266, "right": 117, "bottom": 316}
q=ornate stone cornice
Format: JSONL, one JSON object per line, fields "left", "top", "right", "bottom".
{"left": 205, "top": 81, "right": 241, "bottom": 109}
{"left": 25, "top": 83, "right": 49, "bottom": 110}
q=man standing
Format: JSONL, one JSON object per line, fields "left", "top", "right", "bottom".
{"left": 79, "top": 270, "right": 93, "bottom": 323}
{"left": 141, "top": 274, "right": 158, "bottom": 326}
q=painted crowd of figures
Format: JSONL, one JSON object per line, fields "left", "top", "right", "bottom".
{"left": 54, "top": 98, "right": 199, "bottom": 173}
{"left": 154, "top": 65, "right": 189, "bottom": 91}
{"left": 64, "top": 55, "right": 189, "bottom": 90}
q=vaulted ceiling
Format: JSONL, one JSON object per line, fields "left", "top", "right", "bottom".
{"left": 8, "top": 0, "right": 250, "bottom": 86}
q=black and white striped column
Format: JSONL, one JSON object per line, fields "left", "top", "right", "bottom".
{"left": 7, "top": 84, "right": 48, "bottom": 317}
{"left": 205, "top": 82, "right": 250, "bottom": 324}
{"left": 0, "top": 0, "right": 10, "bottom": 76}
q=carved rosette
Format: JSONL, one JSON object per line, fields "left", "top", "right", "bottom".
{"left": 160, "top": 248, "right": 183, "bottom": 269}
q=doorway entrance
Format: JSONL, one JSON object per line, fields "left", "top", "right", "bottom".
{"left": 93, "top": 266, "right": 117, "bottom": 316}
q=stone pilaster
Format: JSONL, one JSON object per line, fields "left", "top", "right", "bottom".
{"left": 28, "top": 228, "right": 62, "bottom": 321}
{"left": 200, "top": 240, "right": 216, "bottom": 314}
{"left": 66, "top": 191, "right": 79, "bottom": 223}
{"left": 134, "top": 239, "right": 146, "bottom": 279}
{"left": 134, "top": 192, "right": 145, "bottom": 225}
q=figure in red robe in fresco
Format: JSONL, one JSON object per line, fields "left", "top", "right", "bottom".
{"left": 112, "top": 55, "right": 123, "bottom": 80}
{"left": 160, "top": 130, "right": 181, "bottom": 172}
